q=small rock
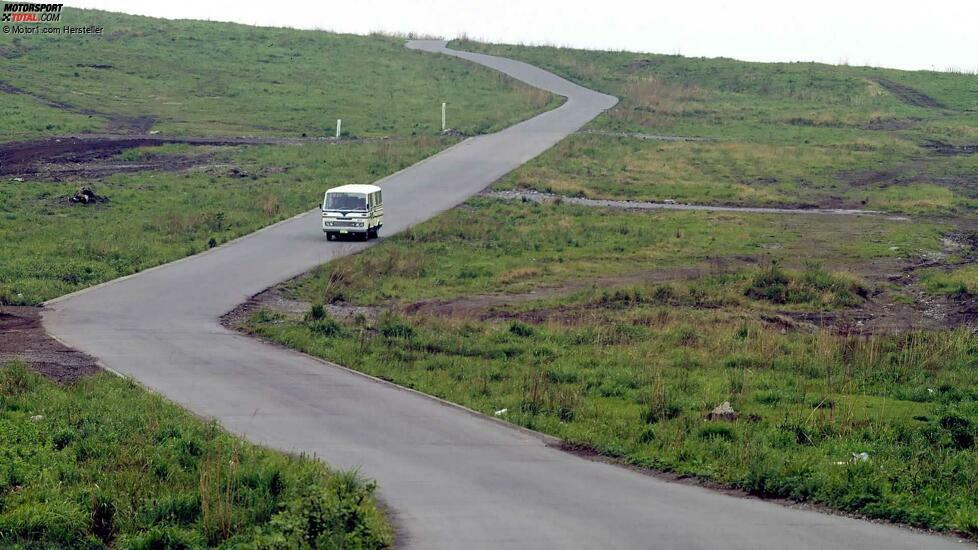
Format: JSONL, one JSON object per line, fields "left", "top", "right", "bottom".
{"left": 707, "top": 401, "right": 737, "bottom": 421}
{"left": 30, "top": 415, "right": 44, "bottom": 422}
{"left": 68, "top": 186, "right": 108, "bottom": 205}
{"left": 851, "top": 452, "right": 870, "bottom": 463}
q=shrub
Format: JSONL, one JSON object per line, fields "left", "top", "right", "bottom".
{"left": 744, "top": 264, "right": 794, "bottom": 304}
{"left": 307, "top": 304, "right": 326, "bottom": 321}
{"left": 509, "top": 321, "right": 534, "bottom": 337}
{"left": 308, "top": 317, "right": 343, "bottom": 338}
{"left": 261, "top": 472, "right": 387, "bottom": 548}
{"left": 938, "top": 413, "right": 975, "bottom": 450}
{"left": 378, "top": 314, "right": 414, "bottom": 339}
{"left": 744, "top": 263, "right": 866, "bottom": 307}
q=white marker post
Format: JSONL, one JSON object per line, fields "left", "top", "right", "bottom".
{"left": 441, "top": 102, "right": 446, "bottom": 132}
{"left": 336, "top": 119, "right": 342, "bottom": 139}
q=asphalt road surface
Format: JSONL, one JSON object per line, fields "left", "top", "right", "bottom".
{"left": 44, "top": 41, "right": 965, "bottom": 549}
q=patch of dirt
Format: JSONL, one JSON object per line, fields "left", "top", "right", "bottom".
{"left": 861, "top": 117, "right": 921, "bottom": 131}
{"left": 0, "top": 306, "right": 101, "bottom": 384}
{"left": 839, "top": 169, "right": 904, "bottom": 188}
{"left": 105, "top": 115, "right": 156, "bottom": 134}
{"left": 778, "top": 234, "right": 978, "bottom": 336}
{"left": 626, "top": 58, "right": 654, "bottom": 71}
{"left": 921, "top": 140, "right": 978, "bottom": 156}
{"left": 0, "top": 134, "right": 399, "bottom": 179}
{"left": 34, "top": 153, "right": 231, "bottom": 182}
{"left": 871, "top": 77, "right": 947, "bottom": 110}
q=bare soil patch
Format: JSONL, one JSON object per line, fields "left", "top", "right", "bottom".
{"left": 0, "top": 134, "right": 397, "bottom": 179}
{"left": 0, "top": 306, "right": 100, "bottom": 384}
{"left": 861, "top": 117, "right": 922, "bottom": 131}
{"left": 922, "top": 140, "right": 978, "bottom": 156}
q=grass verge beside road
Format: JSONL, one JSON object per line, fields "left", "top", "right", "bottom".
{"left": 0, "top": 362, "right": 390, "bottom": 547}
{"left": 239, "top": 198, "right": 978, "bottom": 536}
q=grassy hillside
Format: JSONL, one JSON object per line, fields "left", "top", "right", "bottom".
{"left": 454, "top": 40, "right": 978, "bottom": 214}
{"left": 0, "top": 10, "right": 557, "bottom": 141}
{"left": 0, "top": 11, "right": 562, "bottom": 306}
{"left": 0, "top": 362, "right": 390, "bottom": 547}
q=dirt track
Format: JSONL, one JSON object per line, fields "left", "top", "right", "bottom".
{"left": 0, "top": 134, "right": 395, "bottom": 178}
{"left": 872, "top": 77, "right": 947, "bottom": 110}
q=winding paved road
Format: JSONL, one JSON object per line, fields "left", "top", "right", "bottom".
{"left": 44, "top": 41, "right": 964, "bottom": 549}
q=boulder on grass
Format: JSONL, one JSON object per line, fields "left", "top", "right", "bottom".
{"left": 707, "top": 401, "right": 738, "bottom": 421}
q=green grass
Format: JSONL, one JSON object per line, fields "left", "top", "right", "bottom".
{"left": 0, "top": 9, "right": 558, "bottom": 141}
{"left": 288, "top": 198, "right": 939, "bottom": 307}
{"left": 0, "top": 138, "right": 452, "bottom": 305}
{"left": 0, "top": 92, "right": 102, "bottom": 138}
{"left": 453, "top": 39, "right": 978, "bottom": 214}
{"left": 248, "top": 296, "right": 978, "bottom": 536}
{"left": 241, "top": 196, "right": 978, "bottom": 535}
{"left": 921, "top": 264, "right": 978, "bottom": 296}
{"left": 0, "top": 362, "right": 391, "bottom": 547}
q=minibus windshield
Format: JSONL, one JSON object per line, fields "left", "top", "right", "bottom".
{"left": 324, "top": 193, "right": 367, "bottom": 211}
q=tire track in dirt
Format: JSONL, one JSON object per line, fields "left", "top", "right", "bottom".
{"left": 871, "top": 77, "right": 947, "bottom": 109}
{"left": 0, "top": 134, "right": 401, "bottom": 177}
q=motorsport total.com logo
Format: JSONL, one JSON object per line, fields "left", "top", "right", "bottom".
{"left": 1, "top": 3, "right": 103, "bottom": 34}
{"left": 1, "top": 2, "right": 63, "bottom": 22}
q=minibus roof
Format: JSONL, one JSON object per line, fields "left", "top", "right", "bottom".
{"left": 325, "top": 184, "right": 381, "bottom": 195}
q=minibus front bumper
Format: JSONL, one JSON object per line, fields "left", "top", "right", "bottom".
{"left": 322, "top": 218, "right": 368, "bottom": 233}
